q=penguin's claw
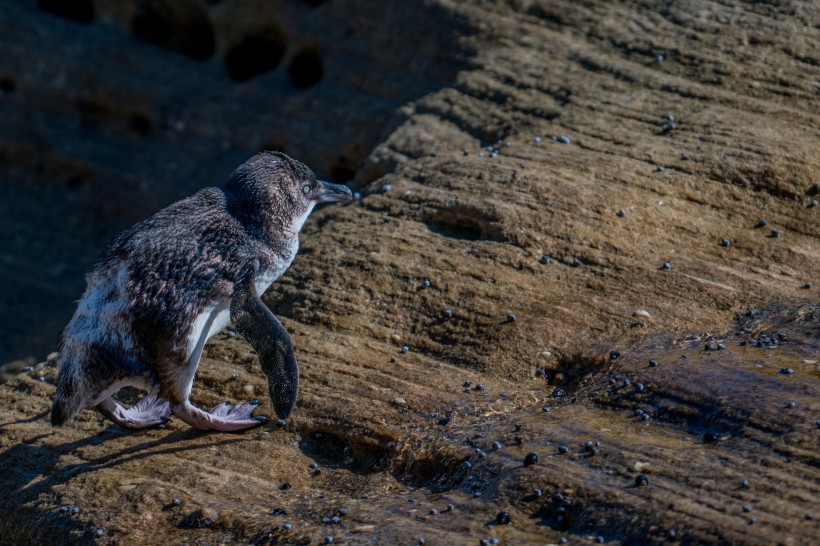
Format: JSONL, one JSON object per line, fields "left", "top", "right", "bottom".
{"left": 208, "top": 399, "right": 263, "bottom": 419}
{"left": 97, "top": 394, "right": 172, "bottom": 430}
{"left": 172, "top": 400, "right": 266, "bottom": 432}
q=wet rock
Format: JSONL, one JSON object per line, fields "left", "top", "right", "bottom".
{"left": 495, "top": 511, "right": 511, "bottom": 525}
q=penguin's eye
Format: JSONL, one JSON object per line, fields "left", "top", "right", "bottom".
{"left": 302, "top": 185, "right": 311, "bottom": 195}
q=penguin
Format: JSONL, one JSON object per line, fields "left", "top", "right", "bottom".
{"left": 50, "top": 152, "right": 352, "bottom": 431}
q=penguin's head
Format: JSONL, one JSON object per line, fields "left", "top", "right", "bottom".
{"left": 225, "top": 151, "right": 353, "bottom": 236}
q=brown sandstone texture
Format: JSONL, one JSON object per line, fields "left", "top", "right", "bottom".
{"left": 1, "top": 1, "right": 819, "bottom": 545}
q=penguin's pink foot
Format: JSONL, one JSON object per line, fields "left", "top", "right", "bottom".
{"left": 97, "top": 392, "right": 171, "bottom": 429}
{"left": 170, "top": 399, "right": 268, "bottom": 432}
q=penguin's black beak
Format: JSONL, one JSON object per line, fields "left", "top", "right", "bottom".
{"left": 317, "top": 180, "right": 354, "bottom": 203}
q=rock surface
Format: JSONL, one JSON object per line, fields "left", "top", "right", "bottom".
{"left": 1, "top": 1, "right": 819, "bottom": 545}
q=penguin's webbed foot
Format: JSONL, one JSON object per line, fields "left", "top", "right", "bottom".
{"left": 171, "top": 399, "right": 268, "bottom": 432}
{"left": 97, "top": 393, "right": 172, "bottom": 429}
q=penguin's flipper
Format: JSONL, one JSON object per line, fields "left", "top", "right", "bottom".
{"left": 230, "top": 270, "right": 299, "bottom": 420}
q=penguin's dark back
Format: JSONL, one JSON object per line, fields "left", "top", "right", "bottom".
{"left": 89, "top": 186, "right": 278, "bottom": 351}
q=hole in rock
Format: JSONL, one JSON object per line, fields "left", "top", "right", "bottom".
{"left": 38, "top": 0, "right": 95, "bottom": 23}
{"left": 299, "top": 430, "right": 392, "bottom": 474}
{"left": 225, "top": 28, "right": 287, "bottom": 82}
{"left": 66, "top": 175, "right": 85, "bottom": 189}
{"left": 548, "top": 351, "right": 612, "bottom": 395}
{"left": 394, "top": 440, "right": 472, "bottom": 493}
{"left": 288, "top": 46, "right": 323, "bottom": 88}
{"left": 426, "top": 216, "right": 483, "bottom": 241}
{"left": 128, "top": 113, "right": 153, "bottom": 137}
{"left": 0, "top": 77, "right": 15, "bottom": 93}
{"left": 424, "top": 207, "right": 505, "bottom": 242}
{"left": 132, "top": 0, "right": 215, "bottom": 61}
{"left": 329, "top": 164, "right": 356, "bottom": 184}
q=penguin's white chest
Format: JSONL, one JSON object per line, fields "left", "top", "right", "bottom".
{"left": 254, "top": 261, "right": 288, "bottom": 295}
{"left": 255, "top": 237, "right": 299, "bottom": 295}
{"left": 187, "top": 240, "right": 299, "bottom": 357}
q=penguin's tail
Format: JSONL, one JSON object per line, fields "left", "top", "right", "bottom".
{"left": 50, "top": 366, "right": 82, "bottom": 426}
{"left": 50, "top": 401, "right": 69, "bottom": 426}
